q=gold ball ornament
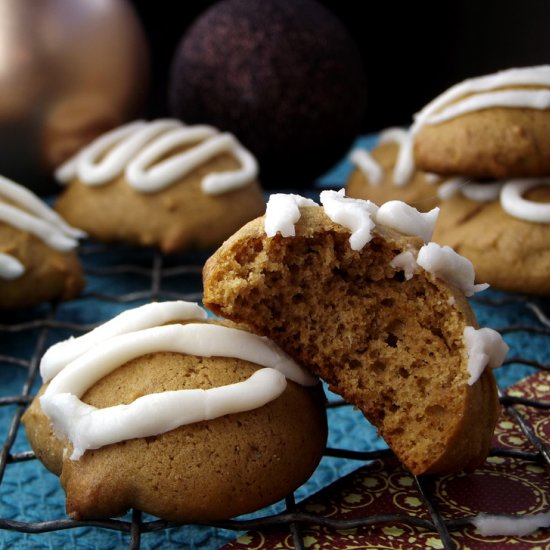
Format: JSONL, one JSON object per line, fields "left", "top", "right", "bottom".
{"left": 0, "top": 0, "right": 149, "bottom": 195}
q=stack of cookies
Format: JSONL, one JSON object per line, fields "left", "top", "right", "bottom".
{"left": 347, "top": 66, "right": 550, "bottom": 296}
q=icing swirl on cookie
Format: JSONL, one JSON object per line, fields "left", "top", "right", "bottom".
{"left": 375, "top": 201, "right": 439, "bottom": 243}
{"left": 437, "top": 179, "right": 503, "bottom": 202}
{"left": 265, "top": 190, "right": 439, "bottom": 247}
{"left": 55, "top": 119, "right": 258, "bottom": 196}
{"left": 413, "top": 65, "right": 550, "bottom": 130}
{"left": 500, "top": 178, "right": 550, "bottom": 223}
{"left": 265, "top": 193, "right": 317, "bottom": 238}
{"left": 320, "top": 190, "right": 378, "bottom": 250}
{"left": 40, "top": 301, "right": 208, "bottom": 382}
{"left": 40, "top": 301, "right": 317, "bottom": 459}
{"left": 0, "top": 253, "right": 24, "bottom": 280}
{"left": 350, "top": 127, "right": 419, "bottom": 188}
{"left": 416, "top": 242, "right": 489, "bottom": 297}
{"left": 264, "top": 191, "right": 490, "bottom": 295}
{"left": 437, "top": 177, "right": 550, "bottom": 223}
{"left": 0, "top": 175, "right": 84, "bottom": 280}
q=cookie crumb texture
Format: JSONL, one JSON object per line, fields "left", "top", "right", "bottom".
{"left": 23, "top": 351, "right": 327, "bottom": 521}
{"left": 203, "top": 209, "right": 500, "bottom": 475}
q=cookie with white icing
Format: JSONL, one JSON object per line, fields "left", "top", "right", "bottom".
{"left": 433, "top": 179, "right": 550, "bottom": 295}
{"left": 413, "top": 66, "right": 550, "bottom": 178}
{"left": 23, "top": 301, "right": 327, "bottom": 521}
{"left": 0, "top": 175, "right": 84, "bottom": 309}
{"left": 203, "top": 191, "right": 506, "bottom": 475}
{"left": 54, "top": 119, "right": 266, "bottom": 253}
{"left": 346, "top": 128, "right": 442, "bottom": 212}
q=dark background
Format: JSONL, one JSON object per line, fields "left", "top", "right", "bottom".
{"left": 130, "top": 0, "right": 550, "bottom": 134}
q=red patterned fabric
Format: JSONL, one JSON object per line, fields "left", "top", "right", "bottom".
{"left": 223, "top": 371, "right": 550, "bottom": 549}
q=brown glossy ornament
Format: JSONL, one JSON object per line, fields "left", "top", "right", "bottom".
{"left": 0, "top": 0, "right": 149, "bottom": 195}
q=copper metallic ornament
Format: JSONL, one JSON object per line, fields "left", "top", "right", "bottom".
{"left": 0, "top": 0, "right": 150, "bottom": 195}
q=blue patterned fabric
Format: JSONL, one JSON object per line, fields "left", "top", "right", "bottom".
{"left": 0, "top": 134, "right": 547, "bottom": 548}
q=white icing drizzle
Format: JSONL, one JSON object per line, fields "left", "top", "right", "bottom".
{"left": 500, "top": 178, "right": 550, "bottom": 223}
{"left": 426, "top": 89, "right": 550, "bottom": 126}
{"left": 375, "top": 201, "right": 439, "bottom": 243}
{"left": 437, "top": 179, "right": 463, "bottom": 201}
{"left": 40, "top": 301, "right": 208, "bottom": 382}
{"left": 55, "top": 120, "right": 161, "bottom": 185}
{"left": 349, "top": 149, "right": 383, "bottom": 186}
{"left": 263, "top": 193, "right": 488, "bottom": 298}
{"left": 471, "top": 512, "right": 550, "bottom": 537}
{"left": 320, "top": 189, "right": 378, "bottom": 251}
{"left": 353, "top": 67, "right": 550, "bottom": 201}
{"left": 40, "top": 301, "right": 317, "bottom": 459}
{"left": 412, "top": 65, "right": 550, "bottom": 131}
{"left": 462, "top": 181, "right": 503, "bottom": 202}
{"left": 438, "top": 177, "right": 550, "bottom": 223}
{"left": 416, "top": 242, "right": 489, "bottom": 297}
{"left": 0, "top": 253, "right": 25, "bottom": 280}
{"left": 389, "top": 251, "right": 417, "bottom": 280}
{"left": 264, "top": 193, "right": 318, "bottom": 238}
{"left": 43, "top": 367, "right": 287, "bottom": 461}
{"left": 463, "top": 326, "right": 509, "bottom": 385}
{"left": 0, "top": 175, "right": 84, "bottom": 278}
{"left": 424, "top": 172, "right": 441, "bottom": 184}
{"left": 378, "top": 127, "right": 415, "bottom": 187}
{"left": 55, "top": 119, "right": 258, "bottom": 196}
{"left": 0, "top": 203, "right": 79, "bottom": 252}
{"left": 437, "top": 178, "right": 503, "bottom": 203}
{"left": 0, "top": 174, "right": 85, "bottom": 239}
{"left": 350, "top": 127, "right": 416, "bottom": 187}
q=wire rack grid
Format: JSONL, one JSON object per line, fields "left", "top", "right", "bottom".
{"left": 0, "top": 241, "right": 548, "bottom": 550}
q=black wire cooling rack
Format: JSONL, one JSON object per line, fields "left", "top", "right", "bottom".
{"left": 0, "top": 242, "right": 548, "bottom": 550}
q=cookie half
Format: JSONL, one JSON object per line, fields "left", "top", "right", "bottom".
{"left": 203, "top": 191, "right": 506, "bottom": 475}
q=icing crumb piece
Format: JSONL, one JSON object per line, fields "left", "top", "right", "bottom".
{"left": 320, "top": 189, "right": 378, "bottom": 251}
{"left": 349, "top": 148, "right": 383, "bottom": 185}
{"left": 264, "top": 193, "right": 317, "bottom": 238}
{"left": 0, "top": 253, "right": 25, "bottom": 280}
{"left": 416, "top": 242, "right": 489, "bottom": 296}
{"left": 472, "top": 512, "right": 550, "bottom": 537}
{"left": 390, "top": 251, "right": 417, "bottom": 280}
{"left": 464, "top": 326, "right": 509, "bottom": 385}
{"left": 375, "top": 201, "right": 439, "bottom": 243}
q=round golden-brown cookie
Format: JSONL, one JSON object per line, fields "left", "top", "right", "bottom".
{"left": 55, "top": 121, "right": 266, "bottom": 253}
{"left": 432, "top": 185, "right": 550, "bottom": 295}
{"left": 0, "top": 222, "right": 83, "bottom": 309}
{"left": 23, "top": 320, "right": 327, "bottom": 521}
{"left": 415, "top": 107, "right": 550, "bottom": 179}
{"left": 203, "top": 204, "right": 502, "bottom": 476}
{"left": 346, "top": 140, "right": 441, "bottom": 212}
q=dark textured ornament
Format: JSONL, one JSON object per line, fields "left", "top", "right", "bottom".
{"left": 169, "top": 0, "right": 367, "bottom": 188}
